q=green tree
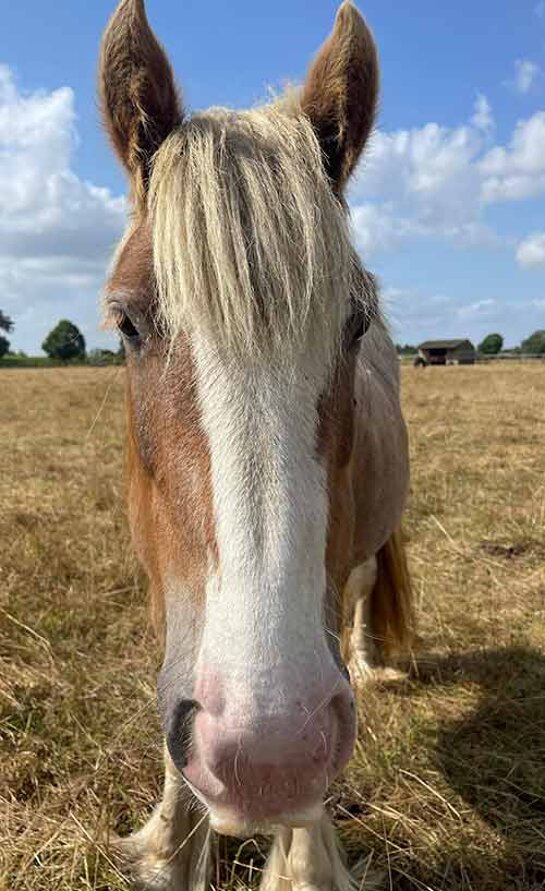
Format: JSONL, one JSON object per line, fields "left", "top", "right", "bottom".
{"left": 0, "top": 310, "right": 13, "bottom": 333}
{"left": 395, "top": 343, "right": 417, "bottom": 355}
{"left": 0, "top": 310, "right": 13, "bottom": 358}
{"left": 521, "top": 329, "right": 545, "bottom": 355}
{"left": 478, "top": 332, "right": 503, "bottom": 355}
{"left": 88, "top": 348, "right": 118, "bottom": 366}
{"left": 42, "top": 320, "right": 86, "bottom": 362}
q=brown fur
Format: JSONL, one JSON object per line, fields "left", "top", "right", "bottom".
{"left": 321, "top": 348, "right": 414, "bottom": 657}
{"left": 104, "top": 221, "right": 217, "bottom": 635}
{"left": 100, "top": 0, "right": 412, "bottom": 679}
{"left": 123, "top": 338, "right": 216, "bottom": 636}
{"left": 301, "top": 0, "right": 379, "bottom": 190}
{"left": 367, "top": 528, "right": 414, "bottom": 659}
{"left": 319, "top": 350, "right": 359, "bottom": 635}
{"left": 99, "top": 0, "right": 409, "bottom": 663}
{"left": 99, "top": 0, "right": 182, "bottom": 204}
{"left": 99, "top": 4, "right": 412, "bottom": 887}
{"left": 108, "top": 221, "right": 154, "bottom": 296}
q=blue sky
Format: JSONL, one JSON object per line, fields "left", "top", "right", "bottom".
{"left": 2, "top": 0, "right": 545, "bottom": 352}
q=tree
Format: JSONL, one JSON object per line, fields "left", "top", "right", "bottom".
{"left": 0, "top": 310, "right": 13, "bottom": 358}
{"left": 42, "top": 320, "right": 86, "bottom": 362}
{"left": 0, "top": 310, "right": 13, "bottom": 333}
{"left": 88, "top": 348, "right": 118, "bottom": 366}
{"left": 521, "top": 329, "right": 545, "bottom": 355}
{"left": 478, "top": 332, "right": 503, "bottom": 355}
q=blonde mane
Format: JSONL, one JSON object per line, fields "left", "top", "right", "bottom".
{"left": 149, "top": 103, "right": 363, "bottom": 357}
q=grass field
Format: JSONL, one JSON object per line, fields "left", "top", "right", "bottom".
{"left": 2, "top": 363, "right": 545, "bottom": 891}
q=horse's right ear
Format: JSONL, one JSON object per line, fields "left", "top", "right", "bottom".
{"left": 99, "top": 0, "right": 182, "bottom": 204}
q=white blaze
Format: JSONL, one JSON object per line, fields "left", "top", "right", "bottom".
{"left": 192, "top": 337, "right": 337, "bottom": 716}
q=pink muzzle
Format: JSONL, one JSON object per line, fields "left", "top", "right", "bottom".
{"left": 175, "top": 665, "right": 356, "bottom": 831}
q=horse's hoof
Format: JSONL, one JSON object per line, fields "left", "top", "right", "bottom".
{"left": 352, "top": 855, "right": 386, "bottom": 890}
{"left": 349, "top": 655, "right": 407, "bottom": 689}
{"left": 348, "top": 653, "right": 375, "bottom": 687}
{"left": 113, "top": 833, "right": 178, "bottom": 891}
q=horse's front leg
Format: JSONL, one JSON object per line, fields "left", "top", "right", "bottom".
{"left": 260, "top": 813, "right": 383, "bottom": 891}
{"left": 116, "top": 747, "right": 211, "bottom": 891}
{"left": 260, "top": 813, "right": 365, "bottom": 891}
{"left": 344, "top": 557, "right": 380, "bottom": 684}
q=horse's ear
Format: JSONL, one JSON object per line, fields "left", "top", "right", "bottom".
{"left": 99, "top": 0, "right": 182, "bottom": 203}
{"left": 301, "top": 1, "right": 378, "bottom": 191}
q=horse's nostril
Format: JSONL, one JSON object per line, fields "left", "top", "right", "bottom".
{"left": 327, "top": 631, "right": 350, "bottom": 682}
{"left": 166, "top": 698, "right": 199, "bottom": 772}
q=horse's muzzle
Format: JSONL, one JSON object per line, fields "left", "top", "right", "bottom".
{"left": 166, "top": 667, "right": 357, "bottom": 832}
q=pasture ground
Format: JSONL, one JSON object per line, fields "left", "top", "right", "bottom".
{"left": 1, "top": 363, "right": 545, "bottom": 891}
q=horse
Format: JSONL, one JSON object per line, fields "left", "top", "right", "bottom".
{"left": 99, "top": 1, "right": 413, "bottom": 888}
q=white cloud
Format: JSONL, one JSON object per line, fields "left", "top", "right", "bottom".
{"left": 513, "top": 59, "right": 540, "bottom": 95}
{"left": 1, "top": 63, "right": 543, "bottom": 352}
{"left": 480, "top": 111, "right": 545, "bottom": 201}
{"left": 349, "top": 102, "right": 545, "bottom": 262}
{"left": 349, "top": 119, "right": 486, "bottom": 251}
{"left": 471, "top": 93, "right": 494, "bottom": 132}
{"left": 0, "top": 65, "right": 125, "bottom": 353}
{"left": 516, "top": 232, "right": 545, "bottom": 268}
{"left": 457, "top": 298, "right": 496, "bottom": 319}
{"left": 350, "top": 203, "right": 401, "bottom": 255}
{"left": 384, "top": 286, "right": 543, "bottom": 348}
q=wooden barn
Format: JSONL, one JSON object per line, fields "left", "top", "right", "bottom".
{"left": 417, "top": 339, "right": 476, "bottom": 366}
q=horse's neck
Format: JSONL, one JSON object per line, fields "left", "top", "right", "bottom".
{"left": 349, "top": 323, "right": 409, "bottom": 561}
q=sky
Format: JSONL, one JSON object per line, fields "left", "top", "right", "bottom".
{"left": 1, "top": 0, "right": 545, "bottom": 353}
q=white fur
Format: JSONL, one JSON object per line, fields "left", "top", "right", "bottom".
{"left": 192, "top": 338, "right": 343, "bottom": 716}
{"left": 345, "top": 558, "right": 406, "bottom": 686}
{"left": 345, "top": 558, "right": 378, "bottom": 684}
{"left": 116, "top": 750, "right": 210, "bottom": 891}
{"left": 150, "top": 106, "right": 354, "bottom": 359}
{"left": 260, "top": 813, "right": 383, "bottom": 891}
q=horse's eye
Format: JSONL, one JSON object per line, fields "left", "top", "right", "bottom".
{"left": 117, "top": 311, "right": 141, "bottom": 343}
{"left": 108, "top": 297, "right": 150, "bottom": 349}
{"left": 347, "top": 308, "right": 369, "bottom": 349}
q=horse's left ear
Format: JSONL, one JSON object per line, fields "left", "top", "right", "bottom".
{"left": 301, "top": 1, "right": 378, "bottom": 191}
{"left": 99, "top": 0, "right": 182, "bottom": 204}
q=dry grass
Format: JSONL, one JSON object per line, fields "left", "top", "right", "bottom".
{"left": 1, "top": 363, "right": 544, "bottom": 890}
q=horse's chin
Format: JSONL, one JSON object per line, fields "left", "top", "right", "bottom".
{"left": 208, "top": 802, "right": 324, "bottom": 837}
{"left": 181, "top": 753, "right": 332, "bottom": 837}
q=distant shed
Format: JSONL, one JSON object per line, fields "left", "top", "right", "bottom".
{"left": 417, "top": 339, "right": 476, "bottom": 366}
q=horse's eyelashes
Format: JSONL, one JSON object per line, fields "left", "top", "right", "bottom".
{"left": 118, "top": 312, "right": 140, "bottom": 341}
{"left": 108, "top": 300, "right": 146, "bottom": 345}
{"left": 346, "top": 308, "right": 370, "bottom": 349}
{"left": 352, "top": 316, "right": 367, "bottom": 344}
